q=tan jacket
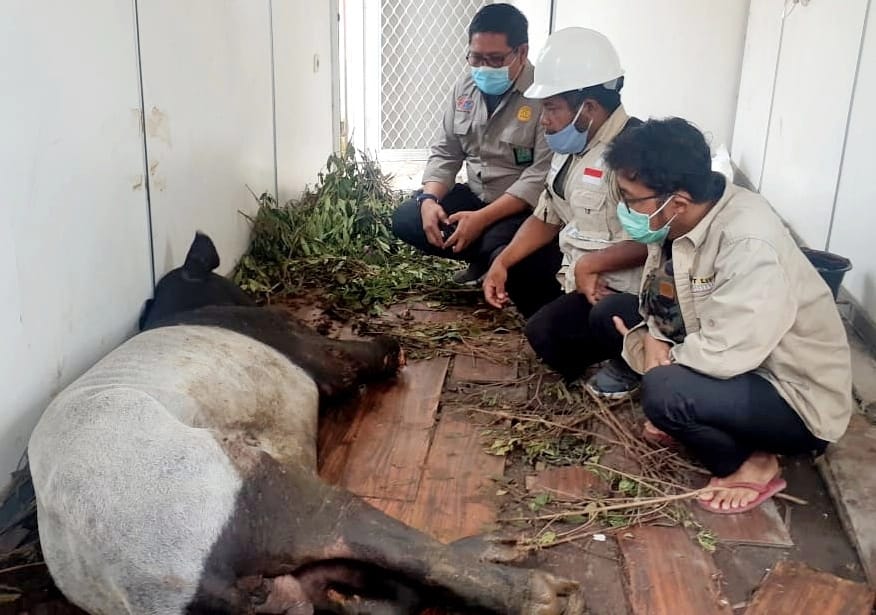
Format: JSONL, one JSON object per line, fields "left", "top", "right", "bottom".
{"left": 532, "top": 106, "right": 642, "bottom": 294}
{"left": 622, "top": 183, "right": 852, "bottom": 442}
{"left": 422, "top": 63, "right": 551, "bottom": 206}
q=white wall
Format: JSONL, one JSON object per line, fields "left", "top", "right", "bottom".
{"left": 730, "top": 0, "right": 784, "bottom": 188}
{"left": 757, "top": 0, "right": 868, "bottom": 250}
{"left": 274, "top": 1, "right": 337, "bottom": 202}
{"left": 829, "top": 1, "right": 876, "bottom": 324}
{"left": 0, "top": 0, "right": 336, "bottom": 487}
{"left": 553, "top": 0, "right": 750, "bottom": 149}
{"left": 138, "top": 0, "right": 277, "bottom": 278}
{"left": 0, "top": 1, "right": 153, "bottom": 479}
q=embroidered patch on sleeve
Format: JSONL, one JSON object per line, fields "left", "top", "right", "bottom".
{"left": 456, "top": 95, "right": 474, "bottom": 112}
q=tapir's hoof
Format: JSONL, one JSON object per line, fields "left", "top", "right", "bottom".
{"left": 525, "top": 571, "right": 582, "bottom": 615}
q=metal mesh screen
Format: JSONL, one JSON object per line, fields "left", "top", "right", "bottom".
{"left": 380, "top": 0, "right": 491, "bottom": 152}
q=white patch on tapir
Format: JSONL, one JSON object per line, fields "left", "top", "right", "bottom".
{"left": 29, "top": 325, "right": 320, "bottom": 614}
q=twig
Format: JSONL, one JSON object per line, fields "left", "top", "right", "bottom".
{"left": 504, "top": 487, "right": 718, "bottom": 522}
{"left": 467, "top": 408, "right": 623, "bottom": 446}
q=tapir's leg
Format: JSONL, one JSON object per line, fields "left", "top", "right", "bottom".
{"left": 147, "top": 305, "right": 402, "bottom": 399}
{"left": 206, "top": 448, "right": 581, "bottom": 614}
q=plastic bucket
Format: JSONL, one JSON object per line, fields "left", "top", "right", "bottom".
{"left": 801, "top": 247, "right": 852, "bottom": 301}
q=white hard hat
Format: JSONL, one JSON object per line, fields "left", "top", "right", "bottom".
{"left": 525, "top": 27, "right": 625, "bottom": 99}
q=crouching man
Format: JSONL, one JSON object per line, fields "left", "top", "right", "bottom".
{"left": 482, "top": 27, "right": 646, "bottom": 396}
{"left": 601, "top": 117, "right": 852, "bottom": 514}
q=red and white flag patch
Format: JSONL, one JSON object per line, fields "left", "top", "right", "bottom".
{"left": 581, "top": 167, "right": 604, "bottom": 185}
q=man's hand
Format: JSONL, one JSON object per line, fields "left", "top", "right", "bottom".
{"left": 444, "top": 210, "right": 487, "bottom": 253}
{"left": 421, "top": 199, "right": 449, "bottom": 248}
{"left": 575, "top": 256, "right": 615, "bottom": 305}
{"left": 483, "top": 260, "right": 510, "bottom": 309}
{"left": 643, "top": 335, "right": 672, "bottom": 372}
{"left": 613, "top": 317, "right": 672, "bottom": 372}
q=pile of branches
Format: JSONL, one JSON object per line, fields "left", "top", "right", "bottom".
{"left": 233, "top": 144, "right": 459, "bottom": 315}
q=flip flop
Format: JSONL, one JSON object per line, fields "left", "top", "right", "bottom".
{"left": 696, "top": 476, "right": 788, "bottom": 514}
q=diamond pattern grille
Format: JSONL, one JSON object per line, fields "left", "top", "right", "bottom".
{"left": 380, "top": 0, "right": 492, "bottom": 151}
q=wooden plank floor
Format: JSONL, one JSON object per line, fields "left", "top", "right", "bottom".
{"left": 618, "top": 525, "right": 732, "bottom": 615}
{"left": 745, "top": 560, "right": 875, "bottom": 615}
{"left": 818, "top": 413, "right": 876, "bottom": 584}
{"left": 315, "top": 336, "right": 873, "bottom": 613}
{"left": 692, "top": 499, "right": 794, "bottom": 548}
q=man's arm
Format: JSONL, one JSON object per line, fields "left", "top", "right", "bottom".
{"left": 672, "top": 238, "right": 796, "bottom": 378}
{"left": 574, "top": 240, "right": 648, "bottom": 302}
{"left": 483, "top": 214, "right": 561, "bottom": 309}
{"left": 446, "top": 125, "right": 552, "bottom": 252}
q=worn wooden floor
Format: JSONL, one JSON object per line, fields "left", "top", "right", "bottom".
{"left": 316, "top": 306, "right": 876, "bottom": 615}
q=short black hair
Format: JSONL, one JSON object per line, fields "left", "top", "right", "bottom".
{"left": 469, "top": 3, "right": 528, "bottom": 48}
{"left": 605, "top": 117, "right": 726, "bottom": 203}
{"left": 560, "top": 76, "right": 624, "bottom": 113}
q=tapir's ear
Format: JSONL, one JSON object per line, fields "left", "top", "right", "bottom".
{"left": 182, "top": 232, "right": 220, "bottom": 280}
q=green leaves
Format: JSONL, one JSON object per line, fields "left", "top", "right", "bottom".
{"left": 233, "top": 144, "right": 458, "bottom": 311}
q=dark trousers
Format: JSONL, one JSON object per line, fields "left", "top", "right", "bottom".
{"left": 641, "top": 365, "right": 829, "bottom": 477}
{"left": 391, "top": 183, "right": 528, "bottom": 267}
{"left": 525, "top": 291, "right": 642, "bottom": 381}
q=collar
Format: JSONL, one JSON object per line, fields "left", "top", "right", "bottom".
{"left": 678, "top": 180, "right": 738, "bottom": 248}
{"left": 514, "top": 61, "right": 535, "bottom": 94}
{"left": 586, "top": 105, "right": 630, "bottom": 151}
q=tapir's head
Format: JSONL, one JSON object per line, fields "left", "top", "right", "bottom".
{"left": 139, "top": 232, "right": 254, "bottom": 330}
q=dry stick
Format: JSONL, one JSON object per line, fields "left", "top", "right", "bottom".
{"left": 504, "top": 486, "right": 718, "bottom": 522}
{"left": 466, "top": 408, "right": 624, "bottom": 447}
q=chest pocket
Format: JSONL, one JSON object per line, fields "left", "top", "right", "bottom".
{"left": 568, "top": 178, "right": 611, "bottom": 242}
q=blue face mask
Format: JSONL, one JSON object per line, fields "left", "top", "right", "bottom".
{"left": 545, "top": 105, "right": 589, "bottom": 154}
{"left": 471, "top": 65, "right": 513, "bottom": 95}
{"left": 616, "top": 195, "right": 677, "bottom": 244}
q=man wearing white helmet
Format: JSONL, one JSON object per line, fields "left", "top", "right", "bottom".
{"left": 483, "top": 27, "right": 647, "bottom": 398}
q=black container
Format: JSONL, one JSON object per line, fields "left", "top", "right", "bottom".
{"left": 801, "top": 247, "right": 852, "bottom": 301}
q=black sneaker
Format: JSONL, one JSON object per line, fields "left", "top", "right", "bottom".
{"left": 452, "top": 261, "right": 488, "bottom": 286}
{"left": 586, "top": 359, "right": 641, "bottom": 399}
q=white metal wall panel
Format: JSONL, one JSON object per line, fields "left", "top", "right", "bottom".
{"left": 730, "top": 0, "right": 785, "bottom": 187}
{"left": 759, "top": 0, "right": 868, "bottom": 249}
{"left": 553, "top": 0, "right": 750, "bottom": 149}
{"left": 828, "top": 0, "right": 876, "bottom": 323}
{"left": 0, "top": 1, "right": 152, "bottom": 479}
{"left": 137, "top": 0, "right": 276, "bottom": 277}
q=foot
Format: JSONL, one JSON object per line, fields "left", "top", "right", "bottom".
{"left": 452, "top": 261, "right": 489, "bottom": 286}
{"left": 586, "top": 359, "right": 641, "bottom": 400}
{"left": 642, "top": 420, "right": 678, "bottom": 449}
{"left": 698, "top": 452, "right": 781, "bottom": 512}
{"left": 524, "top": 571, "right": 582, "bottom": 615}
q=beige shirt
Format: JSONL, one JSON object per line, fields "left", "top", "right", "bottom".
{"left": 532, "top": 106, "right": 643, "bottom": 294}
{"left": 622, "top": 183, "right": 853, "bottom": 442}
{"left": 422, "top": 63, "right": 551, "bottom": 207}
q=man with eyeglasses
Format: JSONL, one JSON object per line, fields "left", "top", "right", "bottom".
{"left": 390, "top": 3, "right": 550, "bottom": 286}
{"left": 482, "top": 27, "right": 647, "bottom": 398}
{"left": 603, "top": 117, "right": 851, "bottom": 514}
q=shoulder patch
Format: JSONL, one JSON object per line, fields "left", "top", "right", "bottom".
{"left": 456, "top": 95, "right": 474, "bottom": 112}
{"left": 517, "top": 105, "right": 533, "bottom": 122}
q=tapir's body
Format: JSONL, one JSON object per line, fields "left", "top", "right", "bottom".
{"left": 28, "top": 233, "right": 582, "bottom": 614}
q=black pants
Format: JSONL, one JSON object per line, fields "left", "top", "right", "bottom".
{"left": 524, "top": 291, "right": 642, "bottom": 381}
{"left": 641, "top": 365, "right": 829, "bottom": 477}
{"left": 391, "top": 183, "right": 528, "bottom": 268}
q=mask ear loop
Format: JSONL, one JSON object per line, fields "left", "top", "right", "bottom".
{"left": 649, "top": 194, "right": 679, "bottom": 230}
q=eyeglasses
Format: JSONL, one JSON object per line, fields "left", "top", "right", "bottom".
{"left": 622, "top": 193, "right": 670, "bottom": 212}
{"left": 466, "top": 48, "right": 518, "bottom": 68}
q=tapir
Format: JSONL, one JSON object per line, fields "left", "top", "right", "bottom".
{"left": 28, "top": 233, "right": 583, "bottom": 614}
